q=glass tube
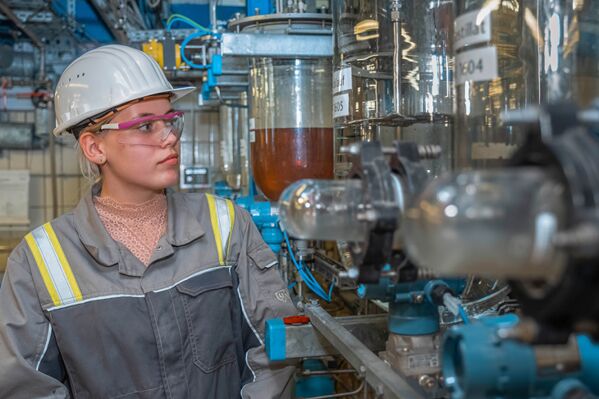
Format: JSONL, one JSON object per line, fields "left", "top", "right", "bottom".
{"left": 402, "top": 167, "right": 567, "bottom": 280}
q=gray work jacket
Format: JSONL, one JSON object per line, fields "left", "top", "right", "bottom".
{"left": 0, "top": 185, "right": 297, "bottom": 398}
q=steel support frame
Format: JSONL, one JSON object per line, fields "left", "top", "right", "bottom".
{"left": 304, "top": 303, "right": 427, "bottom": 399}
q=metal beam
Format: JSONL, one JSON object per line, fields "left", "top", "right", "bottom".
{"left": 305, "top": 303, "right": 427, "bottom": 399}
{"left": 284, "top": 314, "right": 388, "bottom": 359}
{"left": 221, "top": 33, "right": 333, "bottom": 58}
{"left": 127, "top": 29, "right": 197, "bottom": 42}
{"left": 0, "top": 10, "right": 53, "bottom": 23}
{"left": 0, "top": 1, "right": 44, "bottom": 48}
{"left": 87, "top": 0, "right": 129, "bottom": 44}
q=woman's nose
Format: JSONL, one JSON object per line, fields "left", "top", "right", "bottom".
{"left": 160, "top": 128, "right": 179, "bottom": 148}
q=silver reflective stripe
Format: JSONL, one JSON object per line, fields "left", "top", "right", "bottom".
{"left": 237, "top": 286, "right": 263, "bottom": 346}
{"left": 215, "top": 197, "right": 232, "bottom": 257}
{"left": 240, "top": 350, "right": 257, "bottom": 399}
{"left": 153, "top": 266, "right": 232, "bottom": 293}
{"left": 35, "top": 324, "right": 52, "bottom": 370}
{"left": 47, "top": 293, "right": 146, "bottom": 312}
{"left": 31, "top": 226, "right": 76, "bottom": 304}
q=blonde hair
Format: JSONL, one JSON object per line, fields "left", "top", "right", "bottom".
{"left": 74, "top": 139, "right": 102, "bottom": 184}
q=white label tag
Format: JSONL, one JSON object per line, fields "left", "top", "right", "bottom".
{"left": 333, "top": 67, "right": 352, "bottom": 94}
{"left": 333, "top": 93, "right": 350, "bottom": 118}
{"left": 249, "top": 130, "right": 256, "bottom": 143}
{"left": 249, "top": 117, "right": 256, "bottom": 131}
{"left": 455, "top": 9, "right": 491, "bottom": 49}
{"left": 456, "top": 46, "right": 498, "bottom": 85}
{"left": 471, "top": 142, "right": 518, "bottom": 160}
{"left": 407, "top": 354, "right": 440, "bottom": 370}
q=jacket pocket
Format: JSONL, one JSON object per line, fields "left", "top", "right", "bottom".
{"left": 176, "top": 267, "right": 237, "bottom": 373}
{"left": 247, "top": 244, "right": 278, "bottom": 270}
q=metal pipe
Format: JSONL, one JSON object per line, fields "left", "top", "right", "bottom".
{"left": 0, "top": 0, "right": 45, "bottom": 80}
{"left": 300, "top": 369, "right": 358, "bottom": 376}
{"left": 48, "top": 125, "right": 58, "bottom": 219}
{"left": 39, "top": 46, "right": 45, "bottom": 81}
{"left": 391, "top": 0, "right": 402, "bottom": 116}
{"left": 210, "top": 0, "right": 218, "bottom": 32}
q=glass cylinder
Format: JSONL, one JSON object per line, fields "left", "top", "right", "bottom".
{"left": 333, "top": 0, "right": 455, "bottom": 177}
{"left": 219, "top": 104, "right": 241, "bottom": 190}
{"left": 453, "top": 0, "right": 537, "bottom": 169}
{"left": 402, "top": 168, "right": 567, "bottom": 280}
{"left": 238, "top": 92, "right": 250, "bottom": 195}
{"left": 249, "top": 58, "right": 334, "bottom": 200}
{"left": 526, "top": 0, "right": 599, "bottom": 107}
{"left": 218, "top": 94, "right": 249, "bottom": 193}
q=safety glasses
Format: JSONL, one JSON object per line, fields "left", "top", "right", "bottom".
{"left": 99, "top": 111, "right": 185, "bottom": 146}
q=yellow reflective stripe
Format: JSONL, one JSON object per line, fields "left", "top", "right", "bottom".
{"left": 25, "top": 233, "right": 61, "bottom": 307}
{"left": 226, "top": 199, "right": 235, "bottom": 257}
{"left": 24, "top": 223, "right": 83, "bottom": 307}
{"left": 206, "top": 194, "right": 225, "bottom": 265}
{"left": 43, "top": 223, "right": 83, "bottom": 302}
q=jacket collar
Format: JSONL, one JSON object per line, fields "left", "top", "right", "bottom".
{"left": 73, "top": 183, "right": 205, "bottom": 270}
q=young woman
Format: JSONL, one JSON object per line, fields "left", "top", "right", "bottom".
{"left": 0, "top": 44, "right": 296, "bottom": 398}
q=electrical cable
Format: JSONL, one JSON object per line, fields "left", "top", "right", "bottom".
{"left": 166, "top": 14, "right": 210, "bottom": 32}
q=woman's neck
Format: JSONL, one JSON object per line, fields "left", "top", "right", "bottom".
{"left": 99, "top": 177, "right": 164, "bottom": 204}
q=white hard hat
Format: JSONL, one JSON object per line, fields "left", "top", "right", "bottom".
{"left": 53, "top": 44, "right": 195, "bottom": 136}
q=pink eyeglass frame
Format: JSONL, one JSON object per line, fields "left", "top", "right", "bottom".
{"left": 99, "top": 111, "right": 184, "bottom": 131}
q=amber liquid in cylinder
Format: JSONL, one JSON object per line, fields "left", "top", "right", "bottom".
{"left": 251, "top": 127, "right": 334, "bottom": 201}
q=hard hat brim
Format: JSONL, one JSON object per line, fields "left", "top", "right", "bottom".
{"left": 53, "top": 86, "right": 196, "bottom": 136}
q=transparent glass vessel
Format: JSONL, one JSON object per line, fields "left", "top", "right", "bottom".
{"left": 279, "top": 178, "right": 371, "bottom": 241}
{"left": 525, "top": 0, "right": 599, "bottom": 107}
{"left": 453, "top": 0, "right": 537, "bottom": 169}
{"left": 402, "top": 168, "right": 567, "bottom": 281}
{"left": 219, "top": 105, "right": 241, "bottom": 190}
{"left": 219, "top": 92, "right": 249, "bottom": 193}
{"left": 249, "top": 58, "right": 334, "bottom": 200}
{"left": 333, "top": 0, "right": 455, "bottom": 177}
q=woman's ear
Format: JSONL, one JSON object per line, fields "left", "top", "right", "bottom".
{"left": 78, "top": 131, "right": 107, "bottom": 166}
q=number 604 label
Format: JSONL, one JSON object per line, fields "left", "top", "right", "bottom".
{"left": 456, "top": 46, "right": 498, "bottom": 85}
